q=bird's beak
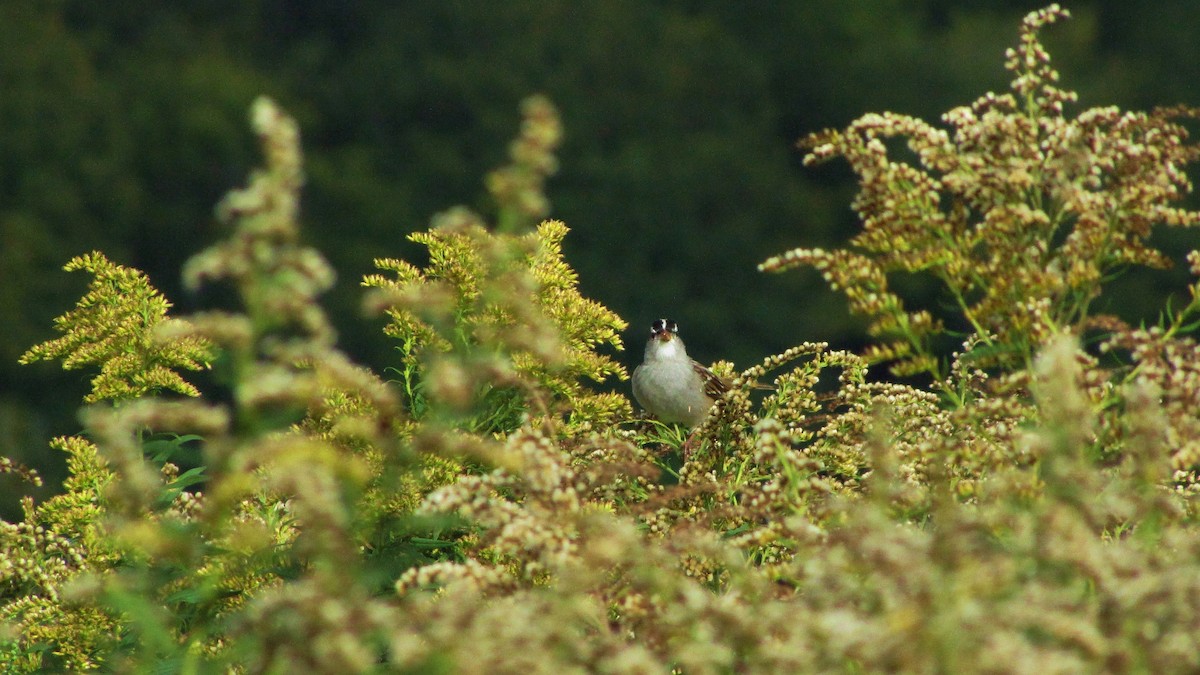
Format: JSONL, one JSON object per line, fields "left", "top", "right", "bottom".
{"left": 652, "top": 329, "right": 673, "bottom": 342}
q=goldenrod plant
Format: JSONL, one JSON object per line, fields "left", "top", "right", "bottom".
{"left": 4, "top": 6, "right": 1200, "bottom": 672}
{"left": 760, "top": 5, "right": 1200, "bottom": 389}
{"left": 18, "top": 252, "right": 214, "bottom": 404}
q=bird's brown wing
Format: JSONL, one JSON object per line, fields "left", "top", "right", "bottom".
{"left": 691, "top": 360, "right": 730, "bottom": 399}
{"left": 692, "top": 360, "right": 775, "bottom": 397}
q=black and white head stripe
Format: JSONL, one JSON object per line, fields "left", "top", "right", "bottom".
{"left": 651, "top": 318, "right": 678, "bottom": 335}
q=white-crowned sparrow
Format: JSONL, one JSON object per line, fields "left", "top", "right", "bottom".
{"left": 632, "top": 318, "right": 729, "bottom": 428}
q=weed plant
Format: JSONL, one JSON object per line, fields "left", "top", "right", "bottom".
{"left": 4, "top": 6, "right": 1200, "bottom": 672}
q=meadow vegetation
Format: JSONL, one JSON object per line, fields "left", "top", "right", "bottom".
{"left": 4, "top": 6, "right": 1200, "bottom": 672}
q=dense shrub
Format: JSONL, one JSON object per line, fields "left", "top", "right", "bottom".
{"left": 3, "top": 6, "right": 1200, "bottom": 672}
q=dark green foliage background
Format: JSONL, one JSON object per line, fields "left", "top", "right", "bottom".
{"left": 3, "top": 1, "right": 1199, "bottom": 513}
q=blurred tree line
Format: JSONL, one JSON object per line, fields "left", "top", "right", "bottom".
{"left": 3, "top": 0, "right": 1199, "bottom": 510}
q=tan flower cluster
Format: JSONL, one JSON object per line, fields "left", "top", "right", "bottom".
{"left": 184, "top": 99, "right": 338, "bottom": 348}
{"left": 486, "top": 94, "right": 563, "bottom": 232}
{"left": 1103, "top": 326, "right": 1200, "bottom": 472}
{"left": 762, "top": 4, "right": 1200, "bottom": 383}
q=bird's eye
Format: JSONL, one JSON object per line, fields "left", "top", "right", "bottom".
{"left": 665, "top": 319, "right": 678, "bottom": 334}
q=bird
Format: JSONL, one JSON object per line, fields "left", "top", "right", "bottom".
{"left": 632, "top": 318, "right": 730, "bottom": 428}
